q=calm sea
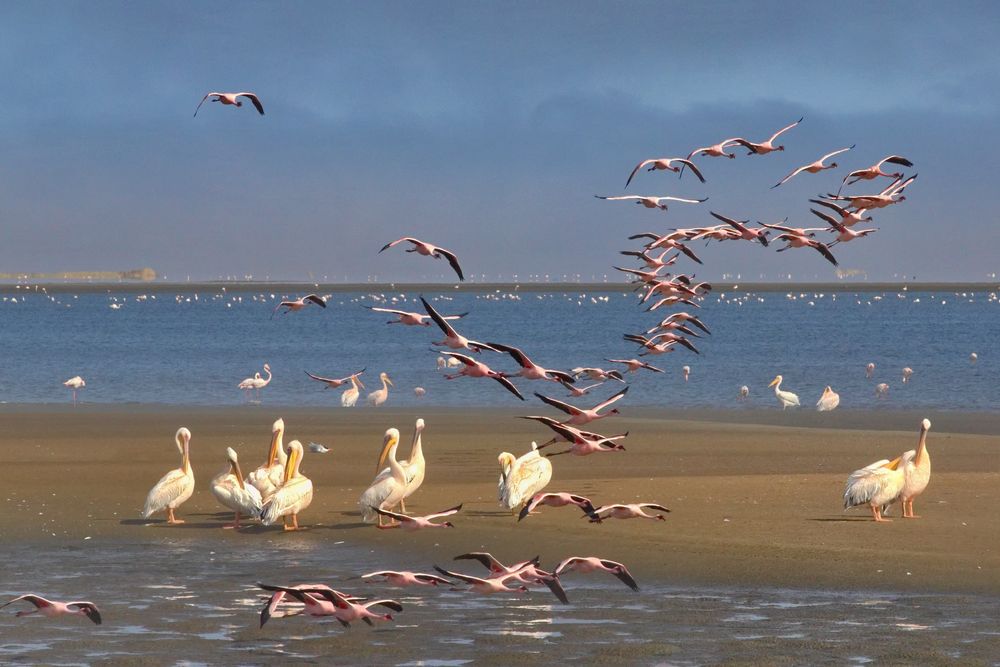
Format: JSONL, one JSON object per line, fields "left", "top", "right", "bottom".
{"left": 0, "top": 286, "right": 996, "bottom": 411}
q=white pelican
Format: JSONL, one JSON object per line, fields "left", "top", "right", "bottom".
{"left": 379, "top": 237, "right": 465, "bottom": 281}
{"left": 843, "top": 455, "right": 905, "bottom": 522}
{"left": 1, "top": 595, "right": 102, "bottom": 625}
{"left": 260, "top": 440, "right": 313, "bottom": 530}
{"left": 271, "top": 294, "right": 326, "bottom": 319}
{"left": 210, "top": 447, "right": 263, "bottom": 528}
{"left": 359, "top": 429, "right": 406, "bottom": 525}
{"left": 890, "top": 419, "right": 932, "bottom": 518}
{"left": 63, "top": 376, "right": 85, "bottom": 405}
{"left": 902, "top": 367, "right": 914, "bottom": 383}
{"left": 738, "top": 385, "right": 750, "bottom": 401}
{"left": 367, "top": 372, "right": 394, "bottom": 407}
{"left": 143, "top": 427, "right": 195, "bottom": 524}
{"left": 341, "top": 374, "right": 365, "bottom": 407}
{"left": 497, "top": 443, "right": 553, "bottom": 514}
{"left": 768, "top": 375, "right": 800, "bottom": 409}
{"left": 247, "top": 418, "right": 286, "bottom": 500}
{"left": 816, "top": 386, "right": 840, "bottom": 412}
{"left": 193, "top": 91, "right": 264, "bottom": 116}
{"left": 369, "top": 418, "right": 426, "bottom": 513}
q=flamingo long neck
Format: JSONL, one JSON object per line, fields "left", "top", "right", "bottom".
{"left": 913, "top": 428, "right": 929, "bottom": 466}
{"left": 261, "top": 367, "right": 272, "bottom": 386}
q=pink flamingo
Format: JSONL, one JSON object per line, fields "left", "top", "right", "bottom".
{"left": 772, "top": 145, "right": 854, "bottom": 188}
{"left": 594, "top": 194, "right": 707, "bottom": 211}
{"left": 811, "top": 208, "right": 878, "bottom": 245}
{"left": 809, "top": 199, "right": 873, "bottom": 227}
{"left": 365, "top": 305, "right": 467, "bottom": 326}
{"left": 1, "top": 595, "right": 101, "bottom": 625}
{"left": 63, "top": 376, "right": 86, "bottom": 405}
{"left": 710, "top": 211, "right": 770, "bottom": 246}
{"left": 361, "top": 571, "right": 453, "bottom": 587}
{"left": 421, "top": 296, "right": 497, "bottom": 353}
{"left": 624, "top": 332, "right": 700, "bottom": 355}
{"left": 590, "top": 503, "right": 671, "bottom": 522}
{"left": 193, "top": 92, "right": 264, "bottom": 116}
{"left": 439, "top": 351, "right": 524, "bottom": 400}
{"left": 533, "top": 386, "right": 628, "bottom": 426}
{"left": 628, "top": 232, "right": 703, "bottom": 264}
{"left": 571, "top": 367, "right": 626, "bottom": 383}
{"left": 841, "top": 155, "right": 914, "bottom": 188}
{"left": 651, "top": 311, "right": 711, "bottom": 335}
{"left": 605, "top": 358, "right": 664, "bottom": 374}
{"left": 304, "top": 368, "right": 365, "bottom": 389}
{"left": 625, "top": 157, "right": 705, "bottom": 187}
{"left": 731, "top": 117, "right": 803, "bottom": 155}
{"left": 686, "top": 137, "right": 748, "bottom": 160}
{"left": 524, "top": 417, "right": 628, "bottom": 457}
{"left": 645, "top": 295, "right": 701, "bottom": 312}
{"left": 518, "top": 492, "right": 599, "bottom": 521}
{"left": 619, "top": 249, "right": 680, "bottom": 271}
{"left": 554, "top": 556, "right": 640, "bottom": 592}
{"left": 258, "top": 584, "right": 364, "bottom": 627}
{"left": 369, "top": 504, "right": 461, "bottom": 530}
{"left": 558, "top": 378, "right": 605, "bottom": 397}
{"left": 487, "top": 342, "right": 576, "bottom": 383}
{"left": 271, "top": 294, "right": 326, "bottom": 318}
{"left": 257, "top": 583, "right": 401, "bottom": 628}
{"left": 823, "top": 174, "right": 917, "bottom": 210}
{"left": 379, "top": 237, "right": 464, "bottom": 281}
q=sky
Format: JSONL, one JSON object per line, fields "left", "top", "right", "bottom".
{"left": 1, "top": 1, "right": 998, "bottom": 283}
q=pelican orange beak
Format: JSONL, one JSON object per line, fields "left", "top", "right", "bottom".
{"left": 885, "top": 456, "right": 902, "bottom": 470}
{"left": 267, "top": 430, "right": 280, "bottom": 467}
{"left": 385, "top": 376, "right": 394, "bottom": 387}
{"left": 233, "top": 459, "right": 246, "bottom": 490}
{"left": 376, "top": 432, "right": 399, "bottom": 474}
{"left": 283, "top": 446, "right": 299, "bottom": 483}
{"left": 768, "top": 376, "right": 780, "bottom": 388}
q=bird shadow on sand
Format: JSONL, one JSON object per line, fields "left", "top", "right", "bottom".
{"left": 809, "top": 516, "right": 881, "bottom": 522}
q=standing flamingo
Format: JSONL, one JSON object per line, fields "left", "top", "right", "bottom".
{"left": 63, "top": 376, "right": 86, "bottom": 405}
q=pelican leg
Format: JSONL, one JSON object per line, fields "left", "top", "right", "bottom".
{"left": 283, "top": 514, "right": 300, "bottom": 531}
{"left": 399, "top": 498, "right": 406, "bottom": 514}
{"left": 903, "top": 499, "right": 920, "bottom": 519}
{"left": 870, "top": 505, "right": 891, "bottom": 522}
{"left": 166, "top": 508, "right": 185, "bottom": 524}
{"left": 223, "top": 511, "right": 241, "bottom": 529}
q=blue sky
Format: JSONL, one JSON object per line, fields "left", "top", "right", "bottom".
{"left": 1, "top": 1, "right": 998, "bottom": 282}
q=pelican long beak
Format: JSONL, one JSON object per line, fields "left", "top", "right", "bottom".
{"left": 385, "top": 376, "right": 394, "bottom": 387}
{"left": 768, "top": 377, "right": 779, "bottom": 388}
{"left": 885, "top": 456, "right": 902, "bottom": 470}
{"left": 376, "top": 433, "right": 398, "bottom": 474}
{"left": 267, "top": 430, "right": 280, "bottom": 466}
{"left": 234, "top": 460, "right": 246, "bottom": 489}
{"left": 284, "top": 447, "right": 299, "bottom": 483}
{"left": 357, "top": 377, "right": 366, "bottom": 390}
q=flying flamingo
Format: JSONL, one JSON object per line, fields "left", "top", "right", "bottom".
{"left": 589, "top": 503, "right": 671, "bottom": 522}
{"left": 595, "top": 194, "right": 707, "bottom": 211}
{"left": 558, "top": 378, "right": 605, "bottom": 397}
{"left": 605, "top": 358, "right": 664, "bottom": 374}
{"left": 650, "top": 311, "right": 711, "bottom": 335}
{"left": 193, "top": 92, "right": 264, "bottom": 117}
{"left": 379, "top": 237, "right": 465, "bottom": 281}
{"left": 822, "top": 174, "right": 917, "bottom": 210}
{"left": 364, "top": 305, "right": 467, "bottom": 326}
{"left": 686, "top": 137, "right": 748, "bottom": 161}
{"left": 368, "top": 504, "right": 462, "bottom": 530}
{"left": 627, "top": 232, "right": 704, "bottom": 264}
{"left": 361, "top": 571, "right": 453, "bottom": 587}
{"left": 624, "top": 332, "right": 700, "bottom": 355}
{"left": 840, "top": 155, "right": 914, "bottom": 189}
{"left": 810, "top": 208, "right": 878, "bottom": 245}
{"left": 63, "top": 376, "right": 85, "bottom": 405}
{"left": 257, "top": 584, "right": 401, "bottom": 627}
{"left": 619, "top": 249, "right": 679, "bottom": 271}
{"left": 771, "top": 145, "right": 854, "bottom": 188}
{"left": 421, "top": 296, "right": 497, "bottom": 353}
{"left": 1, "top": 595, "right": 101, "bottom": 625}
{"left": 809, "top": 199, "right": 873, "bottom": 227}
{"left": 433, "top": 566, "right": 567, "bottom": 603}
{"left": 271, "top": 294, "right": 326, "bottom": 319}
{"left": 571, "top": 367, "right": 626, "bottom": 383}
{"left": 533, "top": 386, "right": 628, "bottom": 426}
{"left": 304, "top": 368, "right": 365, "bottom": 389}
{"left": 554, "top": 557, "right": 640, "bottom": 592}
{"left": 517, "top": 492, "right": 599, "bottom": 521}
{"left": 487, "top": 342, "right": 575, "bottom": 383}
{"left": 625, "top": 157, "right": 705, "bottom": 187}
{"left": 439, "top": 351, "right": 525, "bottom": 400}
{"left": 524, "top": 417, "right": 628, "bottom": 457}
{"left": 731, "top": 117, "right": 803, "bottom": 155}
{"left": 709, "top": 211, "right": 770, "bottom": 246}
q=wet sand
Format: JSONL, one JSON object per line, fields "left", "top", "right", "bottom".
{"left": 3, "top": 405, "right": 998, "bottom": 596}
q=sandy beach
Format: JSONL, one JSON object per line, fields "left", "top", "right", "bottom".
{"left": 5, "top": 405, "right": 998, "bottom": 596}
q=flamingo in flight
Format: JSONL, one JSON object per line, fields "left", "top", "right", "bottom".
{"left": 823, "top": 174, "right": 917, "bottom": 210}
{"left": 771, "top": 145, "right": 854, "bottom": 188}
{"left": 524, "top": 416, "right": 628, "bottom": 457}
{"left": 379, "top": 237, "right": 465, "bottom": 281}
{"left": 420, "top": 296, "right": 497, "bottom": 353}
{"left": 433, "top": 566, "right": 568, "bottom": 603}
{"left": 271, "top": 294, "right": 326, "bottom": 319}
{"left": 439, "top": 351, "right": 525, "bottom": 400}
{"left": 571, "top": 367, "right": 626, "bottom": 383}
{"left": 627, "top": 232, "right": 703, "bottom": 264}
{"left": 193, "top": 92, "right": 264, "bottom": 116}
{"left": 533, "top": 386, "right": 628, "bottom": 426}
{"left": 554, "top": 557, "right": 640, "bottom": 592}
{"left": 809, "top": 199, "right": 873, "bottom": 227}
{"left": 361, "top": 571, "right": 454, "bottom": 587}
{"left": 709, "top": 211, "right": 770, "bottom": 246}
{"left": 731, "top": 117, "right": 803, "bottom": 155}
{"left": 558, "top": 378, "right": 605, "bottom": 397}
{"left": 595, "top": 194, "right": 707, "bottom": 211}
{"left": 686, "top": 137, "right": 748, "bottom": 160}
{"left": 605, "top": 358, "right": 664, "bottom": 374}
{"left": 369, "top": 504, "right": 462, "bottom": 530}
{"left": 810, "top": 209, "right": 878, "bottom": 245}
{"left": 364, "top": 305, "right": 467, "bottom": 326}
{"left": 488, "top": 342, "right": 576, "bottom": 383}
{"left": 257, "top": 584, "right": 401, "bottom": 628}
{"left": 518, "top": 492, "right": 599, "bottom": 521}
{"left": 304, "top": 368, "right": 365, "bottom": 389}
{"left": 841, "top": 155, "right": 914, "bottom": 189}
{"left": 590, "top": 503, "right": 671, "bottom": 522}
{"left": 625, "top": 157, "right": 705, "bottom": 187}
{"left": 1, "top": 595, "right": 102, "bottom": 625}
{"left": 619, "top": 249, "right": 679, "bottom": 271}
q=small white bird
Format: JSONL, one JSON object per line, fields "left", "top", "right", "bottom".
{"left": 682, "top": 365, "right": 691, "bottom": 382}
{"left": 413, "top": 387, "right": 426, "bottom": 397}
{"left": 308, "top": 442, "right": 331, "bottom": 454}
{"left": 193, "top": 92, "right": 264, "bottom": 117}
{"left": 63, "top": 376, "right": 86, "bottom": 405}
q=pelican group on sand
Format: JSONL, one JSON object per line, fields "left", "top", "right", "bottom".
{"left": 143, "top": 427, "right": 195, "bottom": 524}
{"left": 359, "top": 428, "right": 407, "bottom": 525}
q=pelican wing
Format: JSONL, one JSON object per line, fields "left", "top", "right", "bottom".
{"left": 843, "top": 463, "right": 901, "bottom": 509}
{"left": 143, "top": 467, "right": 193, "bottom": 518}
{"left": 261, "top": 477, "right": 313, "bottom": 525}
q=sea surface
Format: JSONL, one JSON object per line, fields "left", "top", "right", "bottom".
{"left": 2, "top": 538, "right": 998, "bottom": 666}
{"left": 0, "top": 286, "right": 997, "bottom": 411}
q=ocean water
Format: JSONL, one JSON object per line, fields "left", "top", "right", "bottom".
{"left": 2, "top": 538, "right": 998, "bottom": 665}
{"left": 0, "top": 286, "right": 997, "bottom": 411}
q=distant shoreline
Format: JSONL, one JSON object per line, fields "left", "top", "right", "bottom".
{"left": 1, "top": 280, "right": 997, "bottom": 295}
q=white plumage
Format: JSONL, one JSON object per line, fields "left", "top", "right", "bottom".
{"left": 888, "top": 419, "right": 932, "bottom": 518}
{"left": 768, "top": 375, "right": 800, "bottom": 409}
{"left": 210, "top": 447, "right": 263, "bottom": 527}
{"left": 260, "top": 440, "right": 313, "bottom": 530}
{"left": 497, "top": 443, "right": 552, "bottom": 513}
{"left": 143, "top": 427, "right": 195, "bottom": 523}
{"left": 367, "top": 372, "right": 394, "bottom": 407}
{"left": 359, "top": 428, "right": 406, "bottom": 524}
{"left": 369, "top": 419, "right": 426, "bottom": 513}
{"left": 341, "top": 375, "right": 364, "bottom": 407}
{"left": 843, "top": 458, "right": 905, "bottom": 522}
{"left": 247, "top": 418, "right": 286, "bottom": 501}
{"left": 816, "top": 386, "right": 840, "bottom": 411}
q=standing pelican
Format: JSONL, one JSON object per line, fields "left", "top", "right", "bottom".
{"left": 497, "top": 443, "right": 553, "bottom": 515}
{"left": 247, "top": 418, "right": 287, "bottom": 501}
{"left": 369, "top": 418, "right": 426, "bottom": 513}
{"left": 367, "top": 372, "right": 394, "bottom": 407}
{"left": 63, "top": 376, "right": 85, "bottom": 405}
{"left": 359, "top": 429, "right": 406, "bottom": 525}
{"left": 891, "top": 419, "right": 932, "bottom": 518}
{"left": 768, "top": 375, "right": 800, "bottom": 409}
{"left": 260, "top": 441, "right": 313, "bottom": 530}
{"left": 843, "top": 456, "right": 905, "bottom": 522}
{"left": 143, "top": 427, "right": 195, "bottom": 524}
{"left": 816, "top": 386, "right": 840, "bottom": 412}
{"left": 341, "top": 374, "right": 365, "bottom": 407}
{"left": 210, "top": 447, "right": 263, "bottom": 528}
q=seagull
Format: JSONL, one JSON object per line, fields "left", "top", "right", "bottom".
{"left": 595, "top": 195, "right": 707, "bottom": 211}
{"left": 193, "top": 92, "right": 264, "bottom": 117}
{"left": 625, "top": 157, "right": 705, "bottom": 188}
{"left": 364, "top": 306, "right": 467, "bottom": 326}
{"left": 1, "top": 595, "right": 101, "bottom": 625}
{"left": 308, "top": 442, "right": 331, "bottom": 454}
{"left": 421, "top": 296, "right": 497, "bottom": 353}
{"left": 272, "top": 294, "right": 326, "bottom": 319}
{"left": 304, "top": 369, "right": 365, "bottom": 389}
{"left": 379, "top": 238, "right": 465, "bottom": 281}
{"left": 731, "top": 117, "right": 803, "bottom": 155}
{"left": 771, "top": 145, "right": 854, "bottom": 188}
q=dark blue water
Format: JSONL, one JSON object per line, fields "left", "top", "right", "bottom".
{"left": 0, "top": 287, "right": 996, "bottom": 410}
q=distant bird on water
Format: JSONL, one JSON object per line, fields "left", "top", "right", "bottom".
{"left": 63, "top": 376, "right": 85, "bottom": 405}
{"left": 1, "top": 595, "right": 101, "bottom": 625}
{"left": 367, "top": 372, "right": 394, "bottom": 407}
{"left": 272, "top": 294, "right": 326, "bottom": 319}
{"left": 738, "top": 385, "right": 750, "bottom": 401}
{"left": 875, "top": 383, "right": 890, "bottom": 398}
{"left": 970, "top": 352, "right": 978, "bottom": 364}
{"left": 866, "top": 362, "right": 876, "bottom": 378}
{"left": 193, "top": 92, "right": 264, "bottom": 117}
{"left": 379, "top": 237, "right": 465, "bottom": 281}
{"left": 308, "top": 442, "right": 331, "bottom": 454}
{"left": 238, "top": 363, "right": 271, "bottom": 402}
{"left": 902, "top": 367, "right": 914, "bottom": 383}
